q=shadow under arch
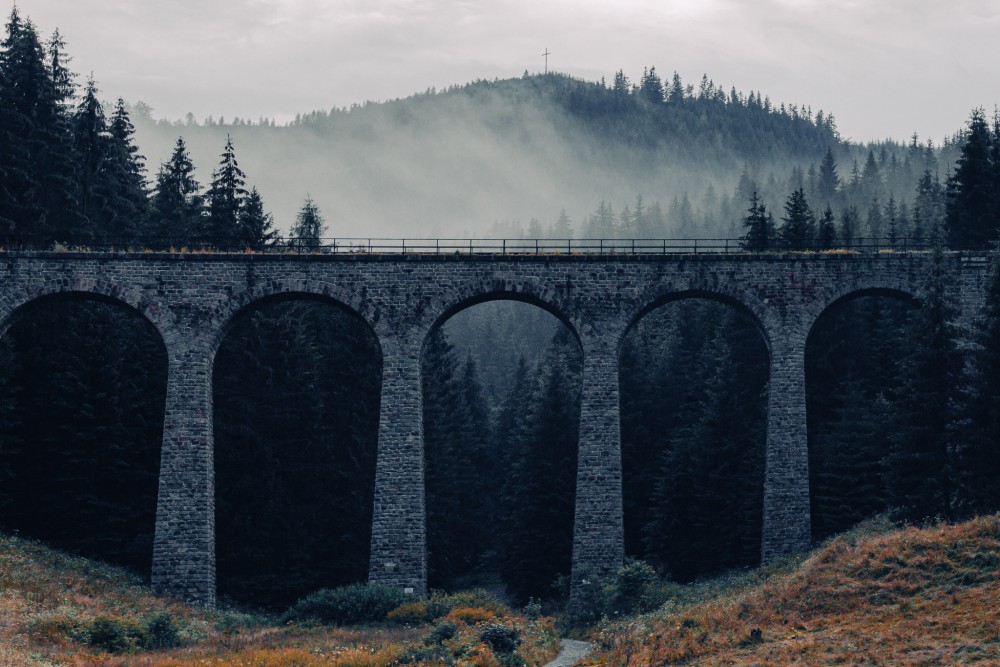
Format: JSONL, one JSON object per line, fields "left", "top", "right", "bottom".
{"left": 0, "top": 285, "right": 175, "bottom": 350}
{"left": 420, "top": 291, "right": 583, "bottom": 600}
{"left": 207, "top": 280, "right": 384, "bottom": 363}
{"left": 805, "top": 286, "right": 920, "bottom": 541}
{"left": 211, "top": 291, "right": 384, "bottom": 607}
{"left": 620, "top": 288, "right": 774, "bottom": 357}
{"left": 806, "top": 286, "right": 921, "bottom": 347}
{"left": 421, "top": 289, "right": 582, "bottom": 357}
{"left": 618, "top": 290, "right": 771, "bottom": 581}
{"left": 0, "top": 291, "right": 170, "bottom": 575}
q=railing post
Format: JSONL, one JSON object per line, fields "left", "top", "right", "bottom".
{"left": 503, "top": 239, "right": 506, "bottom": 255}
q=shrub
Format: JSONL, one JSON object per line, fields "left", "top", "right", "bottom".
{"left": 386, "top": 601, "right": 430, "bottom": 625}
{"left": 423, "top": 619, "right": 458, "bottom": 645}
{"left": 564, "top": 565, "right": 611, "bottom": 627}
{"left": 611, "top": 560, "right": 668, "bottom": 614}
{"left": 480, "top": 622, "right": 522, "bottom": 654}
{"left": 425, "top": 589, "right": 505, "bottom": 620}
{"left": 444, "top": 606, "right": 497, "bottom": 625}
{"left": 86, "top": 616, "right": 145, "bottom": 654}
{"left": 143, "top": 611, "right": 179, "bottom": 649}
{"left": 282, "top": 583, "right": 408, "bottom": 625}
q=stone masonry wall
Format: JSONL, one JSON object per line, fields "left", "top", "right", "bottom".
{"left": 0, "top": 250, "right": 990, "bottom": 605}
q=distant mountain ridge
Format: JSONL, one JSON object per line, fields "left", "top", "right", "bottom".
{"left": 131, "top": 71, "right": 854, "bottom": 238}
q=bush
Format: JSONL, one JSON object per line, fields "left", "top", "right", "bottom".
{"left": 611, "top": 560, "right": 667, "bottom": 614}
{"left": 282, "top": 583, "right": 408, "bottom": 625}
{"left": 423, "top": 619, "right": 458, "bottom": 645}
{"left": 386, "top": 600, "right": 430, "bottom": 625}
{"left": 479, "top": 622, "right": 522, "bottom": 654}
{"left": 143, "top": 611, "right": 179, "bottom": 649}
{"left": 425, "top": 589, "right": 505, "bottom": 620}
{"left": 444, "top": 606, "right": 497, "bottom": 625}
{"left": 86, "top": 616, "right": 145, "bottom": 654}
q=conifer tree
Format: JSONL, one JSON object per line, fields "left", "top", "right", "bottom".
{"left": 0, "top": 9, "right": 81, "bottom": 246}
{"left": 105, "top": 98, "right": 149, "bottom": 241}
{"left": 289, "top": 196, "right": 326, "bottom": 250}
{"left": 945, "top": 109, "right": 998, "bottom": 248}
{"left": 817, "top": 147, "right": 840, "bottom": 205}
{"left": 885, "top": 248, "right": 959, "bottom": 520}
{"left": 149, "top": 137, "right": 202, "bottom": 247}
{"left": 817, "top": 205, "right": 837, "bottom": 248}
{"left": 779, "top": 187, "right": 815, "bottom": 249}
{"left": 206, "top": 136, "right": 247, "bottom": 249}
{"left": 741, "top": 189, "right": 772, "bottom": 250}
{"left": 240, "top": 187, "right": 278, "bottom": 248}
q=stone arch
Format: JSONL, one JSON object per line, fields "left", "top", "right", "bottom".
{"left": 0, "top": 279, "right": 176, "bottom": 351}
{"left": 418, "top": 275, "right": 583, "bottom": 354}
{"left": 208, "top": 279, "right": 384, "bottom": 361}
{"left": 622, "top": 286, "right": 775, "bottom": 356}
{"left": 210, "top": 281, "right": 385, "bottom": 606}
{"left": 806, "top": 285, "right": 921, "bottom": 347}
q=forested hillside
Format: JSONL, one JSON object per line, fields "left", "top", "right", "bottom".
{"left": 2, "top": 5, "right": 1000, "bottom": 613}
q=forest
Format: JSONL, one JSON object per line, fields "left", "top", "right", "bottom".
{"left": 1, "top": 7, "right": 1000, "bottom": 611}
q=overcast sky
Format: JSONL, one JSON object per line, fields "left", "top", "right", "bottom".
{"left": 14, "top": 0, "right": 1000, "bottom": 143}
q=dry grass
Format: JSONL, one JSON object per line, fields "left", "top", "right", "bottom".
{"left": 585, "top": 515, "right": 1000, "bottom": 666}
{"left": 0, "top": 532, "right": 559, "bottom": 666}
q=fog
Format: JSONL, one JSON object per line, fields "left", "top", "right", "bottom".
{"left": 130, "top": 82, "right": 763, "bottom": 239}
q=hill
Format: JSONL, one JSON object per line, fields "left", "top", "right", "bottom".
{"left": 585, "top": 515, "right": 1000, "bottom": 666}
{"left": 130, "top": 72, "right": 852, "bottom": 237}
{"left": 0, "top": 531, "right": 558, "bottom": 666}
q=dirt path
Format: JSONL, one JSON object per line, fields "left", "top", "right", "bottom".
{"left": 542, "top": 639, "right": 592, "bottom": 667}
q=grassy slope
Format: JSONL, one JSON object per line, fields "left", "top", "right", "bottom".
{"left": 587, "top": 515, "right": 1000, "bottom": 666}
{"left": 0, "top": 533, "right": 558, "bottom": 666}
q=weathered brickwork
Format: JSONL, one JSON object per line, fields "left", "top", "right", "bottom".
{"left": 0, "top": 251, "right": 991, "bottom": 606}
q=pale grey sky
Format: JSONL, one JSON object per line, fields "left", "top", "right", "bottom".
{"left": 15, "top": 0, "right": 1000, "bottom": 142}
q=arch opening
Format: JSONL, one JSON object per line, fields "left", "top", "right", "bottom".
{"left": 213, "top": 295, "right": 382, "bottom": 608}
{"left": 806, "top": 289, "right": 925, "bottom": 539}
{"left": 0, "top": 294, "right": 168, "bottom": 576}
{"left": 423, "top": 298, "right": 582, "bottom": 602}
{"left": 620, "top": 297, "right": 769, "bottom": 582}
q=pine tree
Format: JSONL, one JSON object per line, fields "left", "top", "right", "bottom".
{"left": 71, "top": 78, "right": 111, "bottom": 241}
{"left": 945, "top": 109, "right": 998, "bottom": 248}
{"left": 288, "top": 196, "right": 326, "bottom": 250}
{"left": 105, "top": 99, "right": 149, "bottom": 241}
{"left": 779, "top": 187, "right": 815, "bottom": 249}
{"left": 240, "top": 187, "right": 278, "bottom": 248}
{"left": 817, "top": 205, "right": 837, "bottom": 248}
{"left": 149, "top": 137, "right": 202, "bottom": 247}
{"left": 885, "top": 248, "right": 960, "bottom": 521}
{"left": 206, "top": 136, "right": 247, "bottom": 249}
{"left": 817, "top": 147, "right": 840, "bottom": 205}
{"left": 741, "top": 189, "right": 772, "bottom": 250}
{"left": 0, "top": 9, "right": 81, "bottom": 246}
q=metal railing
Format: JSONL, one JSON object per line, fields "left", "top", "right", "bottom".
{"left": 8, "top": 236, "right": 951, "bottom": 255}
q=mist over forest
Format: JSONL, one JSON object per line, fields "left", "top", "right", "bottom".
{"left": 128, "top": 71, "right": 957, "bottom": 240}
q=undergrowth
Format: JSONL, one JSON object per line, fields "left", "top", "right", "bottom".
{"left": 0, "top": 532, "right": 559, "bottom": 666}
{"left": 583, "top": 514, "right": 1000, "bottom": 666}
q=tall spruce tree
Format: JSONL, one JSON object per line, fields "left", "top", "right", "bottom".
{"left": 885, "top": 248, "right": 960, "bottom": 520}
{"left": 779, "top": 187, "right": 816, "bottom": 249}
{"left": 149, "top": 137, "right": 202, "bottom": 247}
{"left": 946, "top": 109, "right": 999, "bottom": 248}
{"left": 741, "top": 189, "right": 773, "bottom": 250}
{"left": 206, "top": 136, "right": 247, "bottom": 249}
{"left": 289, "top": 196, "right": 326, "bottom": 249}
{"left": 240, "top": 186, "right": 278, "bottom": 248}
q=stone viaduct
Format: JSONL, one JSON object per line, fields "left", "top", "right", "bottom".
{"left": 0, "top": 250, "right": 993, "bottom": 606}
